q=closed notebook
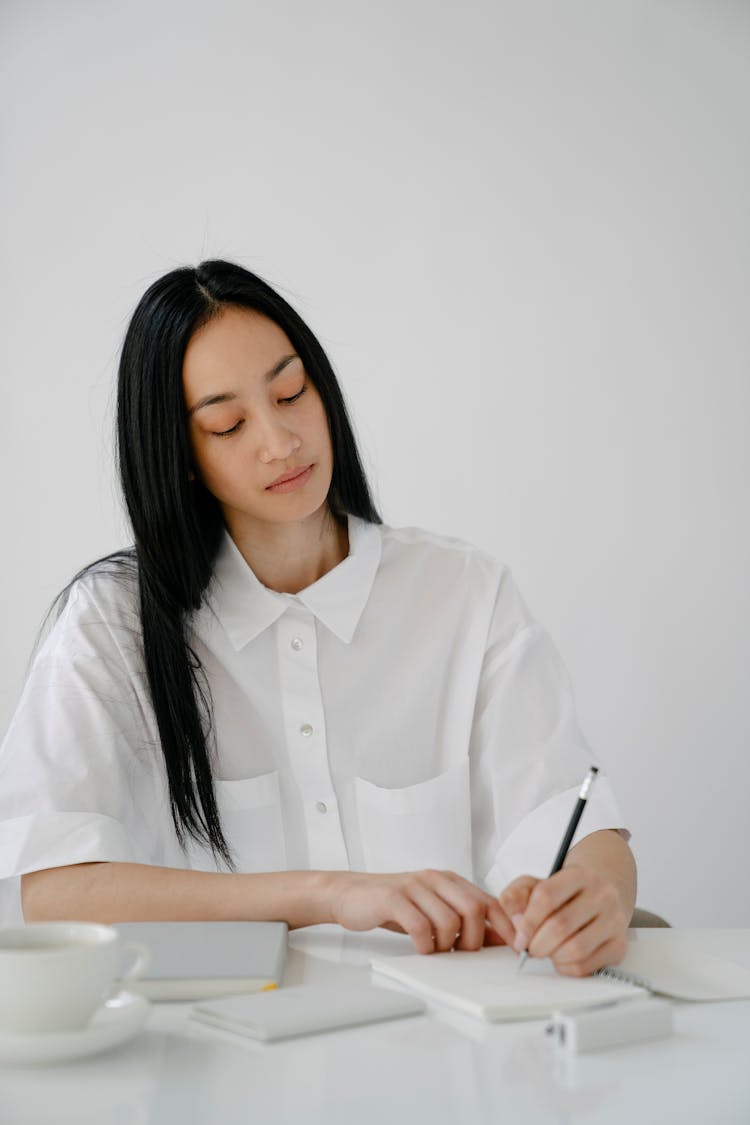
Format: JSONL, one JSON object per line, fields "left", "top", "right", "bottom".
{"left": 370, "top": 932, "right": 750, "bottom": 1023}
{"left": 191, "top": 983, "right": 425, "bottom": 1041}
{"left": 113, "top": 921, "right": 287, "bottom": 1001}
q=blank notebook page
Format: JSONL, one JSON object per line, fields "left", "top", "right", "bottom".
{"left": 370, "top": 945, "right": 645, "bottom": 1021}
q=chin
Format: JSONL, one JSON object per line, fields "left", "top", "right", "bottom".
{"left": 263, "top": 489, "right": 331, "bottom": 521}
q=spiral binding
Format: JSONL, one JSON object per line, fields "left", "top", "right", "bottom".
{"left": 595, "top": 966, "right": 653, "bottom": 992}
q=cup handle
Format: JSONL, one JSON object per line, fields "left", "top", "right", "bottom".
{"left": 117, "top": 941, "right": 151, "bottom": 984}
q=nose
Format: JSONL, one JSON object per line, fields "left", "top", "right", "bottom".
{"left": 257, "top": 412, "right": 302, "bottom": 464}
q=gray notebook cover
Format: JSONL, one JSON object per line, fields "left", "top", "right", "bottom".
{"left": 114, "top": 921, "right": 288, "bottom": 1000}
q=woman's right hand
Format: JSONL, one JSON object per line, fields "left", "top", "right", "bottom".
{"left": 327, "top": 869, "right": 517, "bottom": 954}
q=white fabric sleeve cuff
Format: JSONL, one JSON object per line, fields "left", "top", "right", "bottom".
{"left": 481, "top": 774, "right": 631, "bottom": 896}
{"left": 0, "top": 812, "right": 136, "bottom": 879}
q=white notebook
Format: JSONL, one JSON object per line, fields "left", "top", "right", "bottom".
{"left": 191, "top": 983, "right": 425, "bottom": 1041}
{"left": 370, "top": 932, "right": 750, "bottom": 1022}
{"left": 114, "top": 921, "right": 287, "bottom": 1001}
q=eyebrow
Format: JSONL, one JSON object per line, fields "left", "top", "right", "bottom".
{"left": 187, "top": 354, "right": 300, "bottom": 416}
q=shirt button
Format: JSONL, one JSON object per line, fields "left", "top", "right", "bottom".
{"left": 291, "top": 637, "right": 304, "bottom": 651}
{"left": 300, "top": 723, "right": 313, "bottom": 738}
{"left": 315, "top": 802, "right": 328, "bottom": 814}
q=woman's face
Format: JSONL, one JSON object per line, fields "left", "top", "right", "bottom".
{"left": 183, "top": 305, "right": 334, "bottom": 534}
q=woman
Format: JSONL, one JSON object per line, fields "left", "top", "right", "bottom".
{"left": 0, "top": 260, "right": 635, "bottom": 974}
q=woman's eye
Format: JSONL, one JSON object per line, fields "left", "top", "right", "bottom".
{"left": 213, "top": 420, "right": 243, "bottom": 437}
{"left": 210, "top": 385, "right": 306, "bottom": 436}
{"left": 280, "top": 385, "right": 307, "bottom": 405}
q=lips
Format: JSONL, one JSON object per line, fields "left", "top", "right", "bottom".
{"left": 266, "top": 464, "right": 313, "bottom": 489}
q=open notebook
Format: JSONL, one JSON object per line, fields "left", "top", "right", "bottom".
{"left": 370, "top": 931, "right": 750, "bottom": 1022}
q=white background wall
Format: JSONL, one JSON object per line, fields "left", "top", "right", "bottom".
{"left": 2, "top": 0, "right": 748, "bottom": 925}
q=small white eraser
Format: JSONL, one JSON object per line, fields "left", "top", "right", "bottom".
{"left": 547, "top": 998, "right": 673, "bottom": 1054}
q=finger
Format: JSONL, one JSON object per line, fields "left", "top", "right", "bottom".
{"left": 549, "top": 889, "right": 629, "bottom": 972}
{"left": 549, "top": 913, "right": 611, "bottom": 969}
{"left": 553, "top": 930, "right": 629, "bottom": 978}
{"left": 483, "top": 922, "right": 508, "bottom": 947}
{"left": 485, "top": 898, "right": 518, "bottom": 948}
{"left": 514, "top": 869, "right": 586, "bottom": 951}
{"left": 496, "top": 875, "right": 539, "bottom": 921}
{"left": 381, "top": 893, "right": 437, "bottom": 955}
{"left": 429, "top": 871, "right": 516, "bottom": 948}
{"left": 496, "top": 875, "right": 540, "bottom": 948}
{"left": 527, "top": 894, "right": 599, "bottom": 960}
{"left": 424, "top": 874, "right": 494, "bottom": 951}
{"left": 527, "top": 875, "right": 627, "bottom": 959}
{"left": 409, "top": 884, "right": 463, "bottom": 953}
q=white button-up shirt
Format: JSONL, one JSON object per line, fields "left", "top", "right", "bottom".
{"left": 0, "top": 516, "right": 628, "bottom": 924}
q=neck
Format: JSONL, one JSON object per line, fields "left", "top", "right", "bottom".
{"left": 225, "top": 506, "right": 350, "bottom": 594}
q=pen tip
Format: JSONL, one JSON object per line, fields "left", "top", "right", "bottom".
{"left": 516, "top": 951, "right": 528, "bottom": 973}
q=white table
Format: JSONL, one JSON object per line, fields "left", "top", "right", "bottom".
{"left": 2, "top": 928, "right": 749, "bottom": 1125}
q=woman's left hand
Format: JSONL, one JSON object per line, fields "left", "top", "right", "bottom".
{"left": 496, "top": 865, "right": 630, "bottom": 976}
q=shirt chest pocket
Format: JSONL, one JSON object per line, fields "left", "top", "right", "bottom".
{"left": 354, "top": 758, "right": 473, "bottom": 880}
{"left": 213, "top": 771, "right": 287, "bottom": 874}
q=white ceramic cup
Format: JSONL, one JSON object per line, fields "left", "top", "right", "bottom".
{"left": 0, "top": 922, "right": 150, "bottom": 1034}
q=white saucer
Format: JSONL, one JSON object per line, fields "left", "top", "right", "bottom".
{"left": 0, "top": 991, "right": 150, "bottom": 1067}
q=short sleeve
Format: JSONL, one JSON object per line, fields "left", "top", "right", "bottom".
{"left": 0, "top": 574, "right": 178, "bottom": 923}
{"left": 469, "top": 568, "right": 630, "bottom": 896}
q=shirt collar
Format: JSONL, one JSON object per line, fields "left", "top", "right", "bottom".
{"left": 204, "top": 514, "right": 383, "bottom": 650}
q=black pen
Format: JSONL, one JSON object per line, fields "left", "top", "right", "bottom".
{"left": 516, "top": 766, "right": 599, "bottom": 972}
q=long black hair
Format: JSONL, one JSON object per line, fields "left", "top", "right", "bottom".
{"left": 59, "top": 260, "right": 381, "bottom": 867}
